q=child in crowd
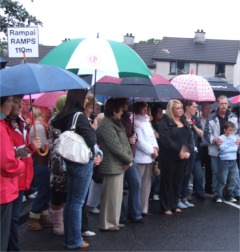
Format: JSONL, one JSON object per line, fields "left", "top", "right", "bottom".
{"left": 216, "top": 121, "right": 239, "bottom": 203}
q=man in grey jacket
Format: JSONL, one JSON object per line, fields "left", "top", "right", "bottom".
{"left": 204, "top": 95, "right": 240, "bottom": 201}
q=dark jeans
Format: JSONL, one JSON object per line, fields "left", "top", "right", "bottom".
{"left": 64, "top": 160, "right": 93, "bottom": 249}
{"left": 180, "top": 151, "right": 195, "bottom": 199}
{"left": 24, "top": 175, "right": 38, "bottom": 198}
{"left": 217, "top": 160, "right": 238, "bottom": 199}
{"left": 1, "top": 202, "right": 12, "bottom": 252}
{"left": 192, "top": 159, "right": 205, "bottom": 197}
{"left": 81, "top": 189, "right": 90, "bottom": 233}
{"left": 31, "top": 164, "right": 51, "bottom": 214}
{"left": 151, "top": 175, "right": 160, "bottom": 196}
{"left": 201, "top": 146, "right": 212, "bottom": 194}
{"left": 8, "top": 191, "right": 24, "bottom": 251}
{"left": 81, "top": 204, "right": 89, "bottom": 233}
{"left": 120, "top": 163, "right": 142, "bottom": 221}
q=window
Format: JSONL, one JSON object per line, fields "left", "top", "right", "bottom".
{"left": 170, "top": 62, "right": 176, "bottom": 74}
{"left": 170, "top": 61, "right": 189, "bottom": 75}
{"left": 215, "top": 64, "right": 225, "bottom": 77}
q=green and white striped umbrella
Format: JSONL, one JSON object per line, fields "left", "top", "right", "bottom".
{"left": 39, "top": 38, "right": 152, "bottom": 83}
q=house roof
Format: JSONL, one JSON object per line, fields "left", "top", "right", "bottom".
{"left": 4, "top": 37, "right": 240, "bottom": 68}
{"left": 130, "top": 43, "right": 159, "bottom": 68}
{"left": 153, "top": 37, "right": 240, "bottom": 64}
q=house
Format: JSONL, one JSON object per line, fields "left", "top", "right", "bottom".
{"left": 128, "top": 30, "right": 240, "bottom": 87}
{"left": 4, "top": 30, "right": 240, "bottom": 87}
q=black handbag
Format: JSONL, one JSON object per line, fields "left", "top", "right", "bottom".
{"left": 92, "top": 165, "right": 103, "bottom": 184}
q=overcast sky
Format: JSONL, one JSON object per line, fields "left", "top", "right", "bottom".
{"left": 16, "top": 0, "right": 240, "bottom": 45}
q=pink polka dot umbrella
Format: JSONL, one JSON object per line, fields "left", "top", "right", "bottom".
{"left": 171, "top": 74, "right": 216, "bottom": 102}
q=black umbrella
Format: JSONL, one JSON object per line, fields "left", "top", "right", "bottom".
{"left": 92, "top": 73, "right": 183, "bottom": 101}
{"left": 203, "top": 76, "right": 239, "bottom": 98}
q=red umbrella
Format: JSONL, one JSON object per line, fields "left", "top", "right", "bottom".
{"left": 230, "top": 95, "right": 240, "bottom": 104}
{"left": 171, "top": 74, "right": 216, "bottom": 102}
{"left": 23, "top": 93, "right": 43, "bottom": 100}
{"left": 33, "top": 91, "right": 67, "bottom": 108}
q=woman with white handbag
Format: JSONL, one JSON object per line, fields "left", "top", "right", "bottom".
{"left": 51, "top": 89, "right": 97, "bottom": 250}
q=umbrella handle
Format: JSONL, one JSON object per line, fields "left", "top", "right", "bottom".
{"left": 33, "top": 122, "right": 49, "bottom": 156}
{"left": 36, "top": 145, "right": 49, "bottom": 157}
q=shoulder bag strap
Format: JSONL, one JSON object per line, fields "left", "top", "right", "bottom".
{"left": 70, "top": 112, "right": 83, "bottom": 131}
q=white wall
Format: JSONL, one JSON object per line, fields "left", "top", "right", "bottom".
{"left": 154, "top": 61, "right": 238, "bottom": 86}
{"left": 225, "top": 65, "right": 234, "bottom": 84}
{"left": 233, "top": 50, "right": 240, "bottom": 86}
{"left": 155, "top": 61, "right": 174, "bottom": 80}
{"left": 195, "top": 63, "right": 215, "bottom": 76}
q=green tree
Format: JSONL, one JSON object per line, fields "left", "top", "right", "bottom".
{"left": 138, "top": 38, "right": 161, "bottom": 44}
{"left": 0, "top": 0, "right": 42, "bottom": 56}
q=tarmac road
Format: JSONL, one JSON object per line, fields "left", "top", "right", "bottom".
{"left": 19, "top": 197, "right": 240, "bottom": 251}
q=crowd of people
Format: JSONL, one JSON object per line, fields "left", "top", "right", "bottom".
{"left": 1, "top": 91, "right": 240, "bottom": 251}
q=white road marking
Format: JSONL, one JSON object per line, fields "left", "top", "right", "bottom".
{"left": 223, "top": 200, "right": 240, "bottom": 210}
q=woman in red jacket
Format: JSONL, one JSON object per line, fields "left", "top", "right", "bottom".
{"left": 0, "top": 95, "right": 25, "bottom": 252}
{"left": 5, "top": 95, "right": 41, "bottom": 251}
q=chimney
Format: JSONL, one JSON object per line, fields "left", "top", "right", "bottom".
{"left": 194, "top": 29, "right": 206, "bottom": 43}
{"left": 123, "top": 33, "right": 135, "bottom": 45}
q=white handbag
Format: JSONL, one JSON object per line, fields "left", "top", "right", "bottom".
{"left": 54, "top": 112, "right": 93, "bottom": 164}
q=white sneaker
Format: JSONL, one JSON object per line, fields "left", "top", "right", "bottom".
{"left": 216, "top": 198, "right": 223, "bottom": 203}
{"left": 29, "top": 192, "right": 38, "bottom": 199}
{"left": 82, "top": 230, "right": 96, "bottom": 236}
{"left": 228, "top": 198, "right": 237, "bottom": 203}
{"left": 153, "top": 195, "right": 160, "bottom": 200}
{"left": 89, "top": 207, "right": 100, "bottom": 214}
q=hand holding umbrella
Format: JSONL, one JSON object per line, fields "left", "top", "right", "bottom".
{"left": 31, "top": 136, "right": 42, "bottom": 150}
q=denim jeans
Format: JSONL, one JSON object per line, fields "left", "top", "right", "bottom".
{"left": 233, "top": 170, "right": 240, "bottom": 197}
{"left": 120, "top": 163, "right": 142, "bottom": 221}
{"left": 64, "top": 160, "right": 93, "bottom": 249}
{"left": 192, "top": 159, "right": 205, "bottom": 197}
{"left": 151, "top": 175, "right": 160, "bottom": 196}
{"left": 217, "top": 160, "right": 238, "bottom": 199}
{"left": 181, "top": 151, "right": 195, "bottom": 199}
{"left": 8, "top": 191, "right": 24, "bottom": 251}
{"left": 210, "top": 156, "right": 220, "bottom": 197}
{"left": 31, "top": 164, "right": 51, "bottom": 214}
{"left": 201, "top": 146, "right": 212, "bottom": 194}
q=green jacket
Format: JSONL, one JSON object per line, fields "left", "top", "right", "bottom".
{"left": 96, "top": 117, "right": 133, "bottom": 175}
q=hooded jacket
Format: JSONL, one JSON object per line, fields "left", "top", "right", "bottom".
{"left": 5, "top": 116, "right": 34, "bottom": 191}
{"left": 204, "top": 109, "right": 238, "bottom": 157}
